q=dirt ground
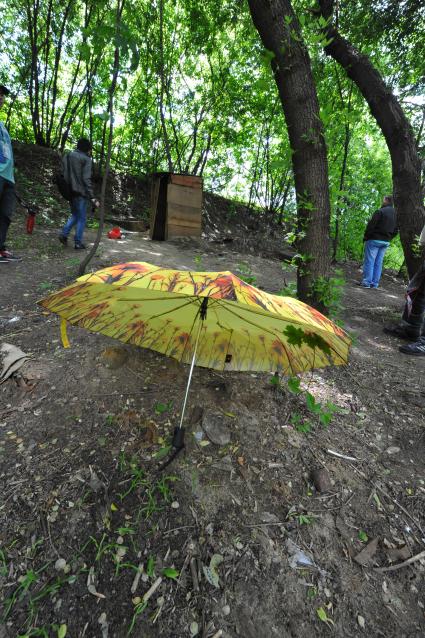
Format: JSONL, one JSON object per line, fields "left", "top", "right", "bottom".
{"left": 0, "top": 218, "right": 424, "bottom": 638}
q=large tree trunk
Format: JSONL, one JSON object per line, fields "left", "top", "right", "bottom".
{"left": 248, "top": 0, "right": 331, "bottom": 311}
{"left": 318, "top": 0, "right": 425, "bottom": 277}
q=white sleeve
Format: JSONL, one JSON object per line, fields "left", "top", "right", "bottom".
{"left": 419, "top": 224, "right": 425, "bottom": 246}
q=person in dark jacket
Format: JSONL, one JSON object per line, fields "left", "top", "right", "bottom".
{"left": 359, "top": 195, "right": 398, "bottom": 288}
{"left": 384, "top": 224, "right": 425, "bottom": 355}
{"left": 58, "top": 138, "right": 99, "bottom": 250}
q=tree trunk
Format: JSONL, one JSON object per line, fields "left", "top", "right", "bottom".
{"left": 317, "top": 0, "right": 425, "bottom": 277}
{"left": 247, "top": 0, "right": 331, "bottom": 311}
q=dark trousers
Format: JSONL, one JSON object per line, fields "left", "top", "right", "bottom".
{"left": 402, "top": 263, "right": 425, "bottom": 333}
{"left": 0, "top": 177, "right": 15, "bottom": 250}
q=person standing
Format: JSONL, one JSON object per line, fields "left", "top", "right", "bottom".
{"left": 384, "top": 224, "right": 425, "bottom": 355}
{"left": 58, "top": 138, "right": 99, "bottom": 249}
{"left": 0, "top": 84, "right": 21, "bottom": 263}
{"left": 359, "top": 195, "right": 397, "bottom": 288}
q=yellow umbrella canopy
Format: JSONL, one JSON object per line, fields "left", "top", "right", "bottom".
{"left": 39, "top": 261, "right": 351, "bottom": 376}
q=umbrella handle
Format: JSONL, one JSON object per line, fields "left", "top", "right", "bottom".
{"left": 178, "top": 301, "right": 206, "bottom": 429}
{"left": 158, "top": 299, "right": 208, "bottom": 472}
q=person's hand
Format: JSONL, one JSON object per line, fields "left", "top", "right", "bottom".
{"left": 92, "top": 199, "right": 100, "bottom": 208}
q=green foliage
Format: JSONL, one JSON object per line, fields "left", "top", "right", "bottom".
{"left": 154, "top": 400, "right": 173, "bottom": 415}
{"left": 312, "top": 270, "right": 345, "bottom": 319}
{"left": 358, "top": 530, "right": 369, "bottom": 543}
{"left": 278, "top": 281, "right": 298, "bottom": 298}
{"left": 236, "top": 262, "right": 257, "bottom": 285}
{"left": 0, "top": 0, "right": 423, "bottom": 272}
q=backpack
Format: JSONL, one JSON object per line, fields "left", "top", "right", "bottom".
{"left": 54, "top": 154, "right": 72, "bottom": 201}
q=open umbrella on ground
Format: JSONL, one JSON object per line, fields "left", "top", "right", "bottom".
{"left": 39, "top": 261, "right": 351, "bottom": 459}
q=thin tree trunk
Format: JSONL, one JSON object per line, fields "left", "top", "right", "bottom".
{"left": 78, "top": 0, "right": 124, "bottom": 276}
{"left": 158, "top": 0, "right": 173, "bottom": 171}
{"left": 317, "top": 0, "right": 425, "bottom": 277}
{"left": 248, "top": 0, "right": 331, "bottom": 311}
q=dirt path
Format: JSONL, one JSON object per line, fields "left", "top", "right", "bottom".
{"left": 1, "top": 223, "right": 424, "bottom": 638}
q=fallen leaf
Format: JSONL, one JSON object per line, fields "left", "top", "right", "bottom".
{"left": 57, "top": 624, "right": 67, "bottom": 638}
{"left": 354, "top": 538, "right": 379, "bottom": 566}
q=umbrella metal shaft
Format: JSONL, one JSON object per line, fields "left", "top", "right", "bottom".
{"left": 178, "top": 314, "right": 204, "bottom": 429}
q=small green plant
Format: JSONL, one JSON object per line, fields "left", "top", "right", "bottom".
{"left": 89, "top": 533, "right": 119, "bottom": 562}
{"left": 312, "top": 269, "right": 345, "bottom": 319}
{"left": 237, "top": 262, "right": 256, "bottom": 285}
{"left": 38, "top": 281, "right": 53, "bottom": 291}
{"left": 305, "top": 392, "right": 339, "bottom": 427}
{"left": 105, "top": 414, "right": 116, "bottom": 427}
{"left": 0, "top": 548, "right": 8, "bottom": 576}
{"left": 358, "top": 530, "right": 369, "bottom": 543}
{"left": 154, "top": 400, "right": 173, "bottom": 415}
{"left": 287, "top": 508, "right": 315, "bottom": 525}
{"left": 193, "top": 254, "right": 203, "bottom": 268}
{"left": 316, "top": 606, "right": 334, "bottom": 627}
{"left": 127, "top": 600, "right": 148, "bottom": 635}
{"left": 278, "top": 281, "right": 297, "bottom": 297}
{"left": 290, "top": 412, "right": 312, "bottom": 434}
{"left": 86, "top": 218, "right": 100, "bottom": 229}
{"left": 65, "top": 257, "right": 80, "bottom": 267}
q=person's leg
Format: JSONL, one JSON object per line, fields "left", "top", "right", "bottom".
{"left": 362, "top": 240, "right": 379, "bottom": 287}
{"left": 370, "top": 243, "right": 389, "bottom": 287}
{"left": 61, "top": 197, "right": 78, "bottom": 240}
{"left": 74, "top": 197, "right": 88, "bottom": 247}
{"left": 384, "top": 262, "right": 425, "bottom": 339}
{"left": 403, "top": 262, "right": 425, "bottom": 333}
{"left": 0, "top": 179, "right": 19, "bottom": 260}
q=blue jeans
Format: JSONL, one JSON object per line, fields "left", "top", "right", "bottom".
{"left": 362, "top": 239, "right": 389, "bottom": 287}
{"left": 62, "top": 196, "right": 88, "bottom": 244}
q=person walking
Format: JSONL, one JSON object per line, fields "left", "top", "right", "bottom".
{"left": 359, "top": 195, "right": 397, "bottom": 288}
{"left": 58, "top": 138, "right": 99, "bottom": 250}
{"left": 0, "top": 84, "right": 21, "bottom": 263}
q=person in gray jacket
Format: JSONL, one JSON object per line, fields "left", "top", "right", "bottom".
{"left": 58, "top": 138, "right": 99, "bottom": 249}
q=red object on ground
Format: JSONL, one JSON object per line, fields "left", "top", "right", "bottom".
{"left": 107, "top": 227, "right": 122, "bottom": 239}
{"left": 26, "top": 213, "right": 36, "bottom": 234}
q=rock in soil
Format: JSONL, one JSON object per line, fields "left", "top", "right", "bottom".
{"left": 310, "top": 467, "right": 332, "bottom": 492}
{"left": 201, "top": 412, "right": 231, "bottom": 446}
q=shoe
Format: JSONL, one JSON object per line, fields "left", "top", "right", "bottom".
{"left": 383, "top": 323, "right": 422, "bottom": 340}
{"left": 59, "top": 235, "right": 68, "bottom": 246}
{"left": 355, "top": 282, "right": 371, "bottom": 288}
{"left": 74, "top": 243, "right": 86, "bottom": 250}
{"left": 399, "top": 339, "right": 425, "bottom": 356}
{"left": 0, "top": 249, "right": 22, "bottom": 262}
{"left": 0, "top": 254, "right": 9, "bottom": 262}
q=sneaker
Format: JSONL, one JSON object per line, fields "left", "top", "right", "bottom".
{"left": 0, "top": 254, "right": 9, "bottom": 262}
{"left": 383, "top": 323, "right": 422, "bottom": 340}
{"left": 399, "top": 338, "right": 425, "bottom": 356}
{"left": 0, "top": 249, "right": 22, "bottom": 262}
{"left": 59, "top": 235, "right": 68, "bottom": 246}
{"left": 355, "top": 282, "right": 371, "bottom": 288}
{"left": 74, "top": 243, "right": 86, "bottom": 250}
